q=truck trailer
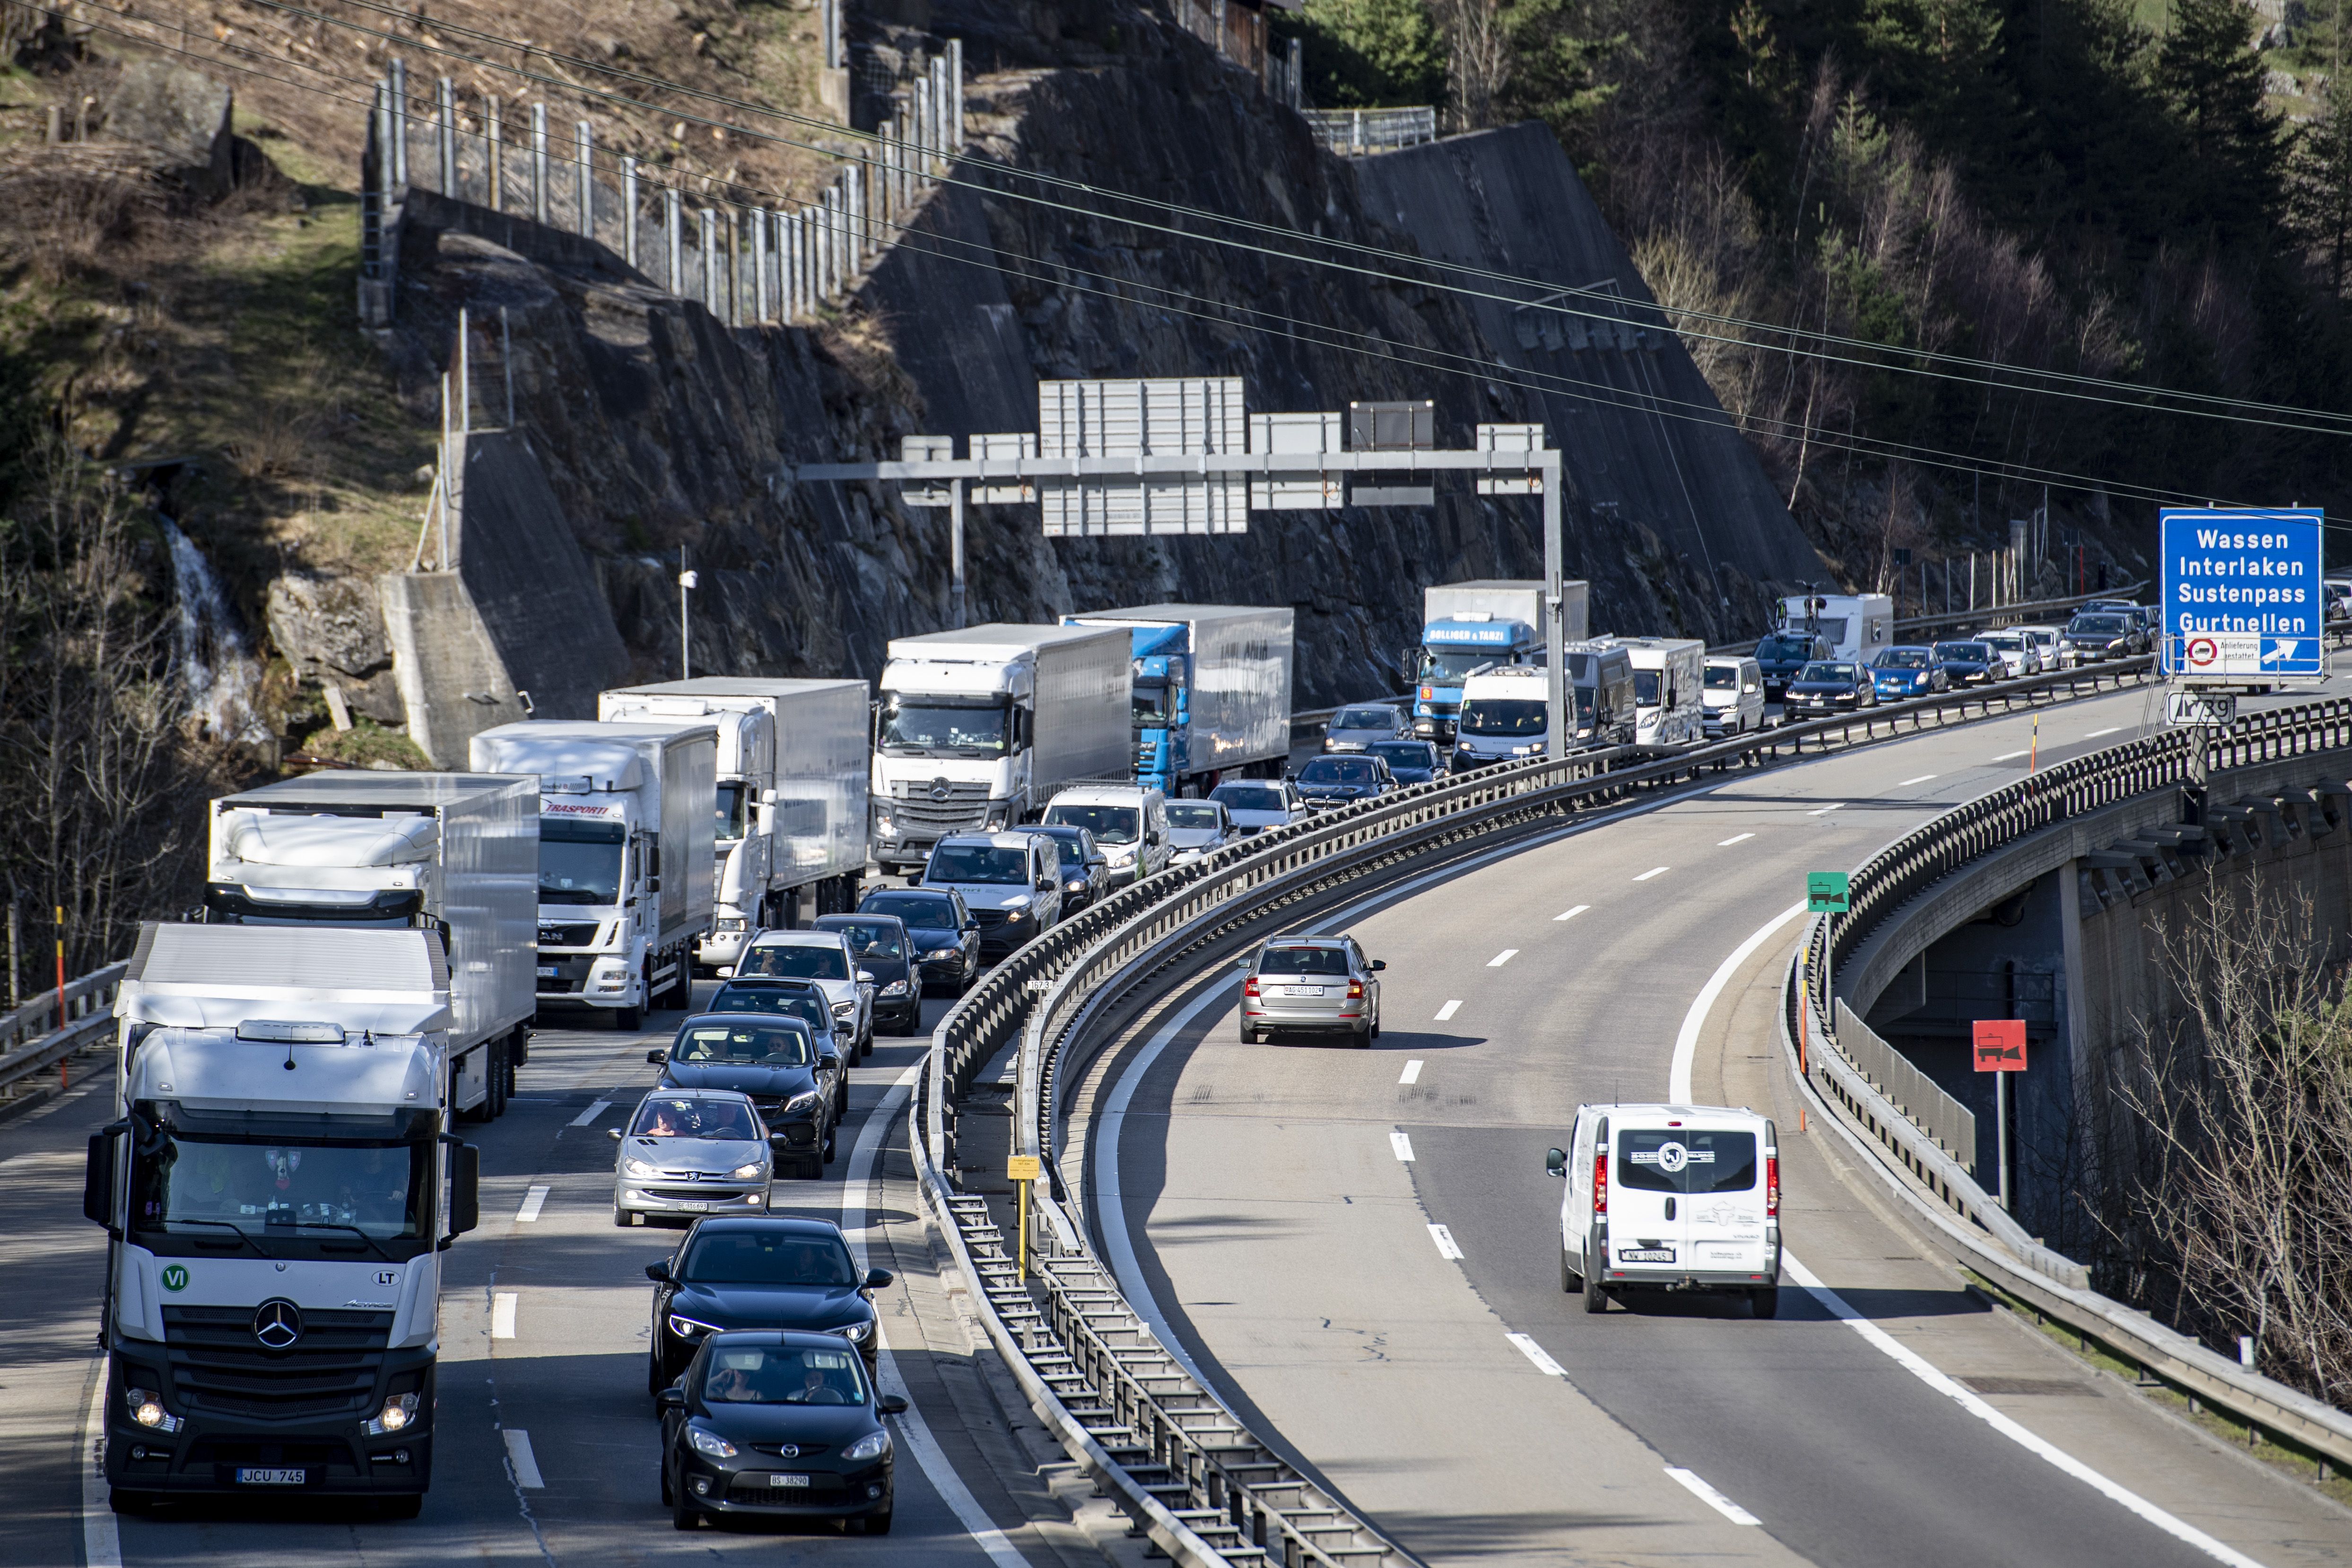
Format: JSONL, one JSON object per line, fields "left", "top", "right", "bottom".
{"left": 203, "top": 772, "right": 538, "bottom": 1121}
{"left": 88, "top": 923, "right": 482, "bottom": 1513}
{"left": 597, "top": 679, "right": 870, "bottom": 970}
{"left": 1410, "top": 579, "right": 1589, "bottom": 743}
{"left": 1060, "top": 603, "right": 1294, "bottom": 795}
{"left": 870, "top": 623, "right": 1131, "bottom": 875}
{"left": 470, "top": 720, "right": 718, "bottom": 1029}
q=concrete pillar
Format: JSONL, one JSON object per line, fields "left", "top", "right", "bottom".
{"left": 949, "top": 37, "right": 964, "bottom": 154}
{"left": 929, "top": 58, "right": 949, "bottom": 169}
{"left": 389, "top": 58, "right": 409, "bottom": 187}
{"left": 575, "top": 120, "right": 594, "bottom": 240}
{"left": 847, "top": 164, "right": 864, "bottom": 268}
{"left": 913, "top": 77, "right": 932, "bottom": 173}
{"left": 487, "top": 97, "right": 503, "bottom": 212}
{"left": 622, "top": 157, "right": 638, "bottom": 269}
{"left": 753, "top": 206, "right": 769, "bottom": 322}
{"left": 724, "top": 208, "right": 740, "bottom": 325}
{"left": 665, "top": 186, "right": 683, "bottom": 294}
{"left": 436, "top": 77, "right": 454, "bottom": 195}
{"left": 530, "top": 104, "right": 548, "bottom": 225}
{"left": 699, "top": 208, "right": 718, "bottom": 310}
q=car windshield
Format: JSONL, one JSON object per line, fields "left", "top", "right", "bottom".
{"left": 671, "top": 1020, "right": 814, "bottom": 1066}
{"left": 1934, "top": 643, "right": 1992, "bottom": 661}
{"left": 2068, "top": 616, "right": 2126, "bottom": 636}
{"left": 1333, "top": 706, "right": 1396, "bottom": 730}
{"left": 737, "top": 942, "right": 850, "bottom": 980}
{"left": 1043, "top": 804, "right": 1140, "bottom": 845}
{"left": 878, "top": 697, "right": 1007, "bottom": 758}
{"left": 1756, "top": 635, "right": 1816, "bottom": 661}
{"left": 1368, "top": 741, "right": 1431, "bottom": 768}
{"left": 862, "top": 892, "right": 954, "bottom": 926}
{"left": 538, "top": 817, "right": 624, "bottom": 905}
{"left": 821, "top": 920, "right": 905, "bottom": 959}
{"left": 681, "top": 1228, "right": 856, "bottom": 1286}
{"left": 707, "top": 986, "right": 828, "bottom": 1029}
{"left": 629, "top": 1096, "right": 759, "bottom": 1141}
{"left": 928, "top": 844, "right": 1031, "bottom": 882}
{"left": 1167, "top": 802, "right": 1223, "bottom": 828}
{"left": 1418, "top": 649, "right": 1498, "bottom": 682}
{"left": 1876, "top": 649, "right": 1930, "bottom": 669}
{"left": 1258, "top": 945, "right": 1351, "bottom": 976}
{"left": 1212, "top": 784, "right": 1286, "bottom": 812}
{"left": 1459, "top": 698, "right": 1547, "bottom": 736}
{"left": 1704, "top": 666, "right": 1740, "bottom": 688}
{"left": 130, "top": 1130, "right": 427, "bottom": 1240}
{"left": 1984, "top": 635, "right": 2024, "bottom": 650}
{"left": 699, "top": 1344, "right": 868, "bottom": 1406}
{"left": 1634, "top": 671, "right": 1662, "bottom": 706}
{"left": 1614, "top": 1128, "right": 1759, "bottom": 1194}
{"left": 1299, "top": 758, "right": 1378, "bottom": 785}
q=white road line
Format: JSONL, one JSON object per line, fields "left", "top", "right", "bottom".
{"left": 1897, "top": 773, "right": 1938, "bottom": 786}
{"left": 567, "top": 1098, "right": 611, "bottom": 1127}
{"left": 1506, "top": 1331, "right": 1566, "bottom": 1376}
{"left": 1428, "top": 1223, "right": 1463, "bottom": 1259}
{"left": 1553, "top": 903, "right": 1590, "bottom": 922}
{"left": 1391, "top": 1132, "right": 1415, "bottom": 1162}
{"left": 1434, "top": 1000, "right": 1463, "bottom": 1022}
{"left": 1668, "top": 901, "right": 1810, "bottom": 1103}
{"left": 845, "top": 1061, "right": 1037, "bottom": 1568}
{"left": 82, "top": 1358, "right": 122, "bottom": 1568}
{"left": 1665, "top": 1466, "right": 1760, "bottom": 1526}
{"left": 1806, "top": 802, "right": 1844, "bottom": 816}
{"left": 1994, "top": 749, "right": 2030, "bottom": 761}
{"left": 2086, "top": 725, "right": 2123, "bottom": 737}
{"left": 491, "top": 1292, "right": 518, "bottom": 1339}
{"left": 515, "top": 1185, "right": 549, "bottom": 1223}
{"left": 1634, "top": 866, "right": 1670, "bottom": 881}
{"left": 1781, "top": 1254, "right": 2266, "bottom": 1568}
{"left": 502, "top": 1428, "right": 546, "bottom": 1489}
{"left": 1487, "top": 949, "right": 1518, "bottom": 967}
{"left": 1398, "top": 1059, "right": 1424, "bottom": 1084}
{"left": 1717, "top": 832, "right": 1755, "bottom": 846}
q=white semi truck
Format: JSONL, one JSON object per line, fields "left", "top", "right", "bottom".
{"left": 87, "top": 923, "right": 482, "bottom": 1514}
{"left": 203, "top": 773, "right": 538, "bottom": 1120}
{"left": 470, "top": 720, "right": 718, "bottom": 1029}
{"left": 1060, "top": 604, "right": 1295, "bottom": 797}
{"left": 869, "top": 623, "right": 1131, "bottom": 876}
{"left": 597, "top": 679, "right": 871, "bottom": 971}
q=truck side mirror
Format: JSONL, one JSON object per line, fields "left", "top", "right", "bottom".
{"left": 450, "top": 1141, "right": 481, "bottom": 1237}
{"left": 84, "top": 1126, "right": 121, "bottom": 1232}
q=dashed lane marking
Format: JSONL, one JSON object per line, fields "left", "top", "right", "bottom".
{"left": 492, "top": 1292, "right": 518, "bottom": 1339}
{"left": 1554, "top": 904, "right": 1590, "bottom": 922}
{"left": 1391, "top": 1132, "right": 1415, "bottom": 1162}
{"left": 1434, "top": 1001, "right": 1463, "bottom": 1022}
{"left": 1806, "top": 802, "right": 1844, "bottom": 816}
{"left": 1634, "top": 866, "right": 1670, "bottom": 881}
{"left": 567, "top": 1099, "right": 612, "bottom": 1127}
{"left": 1898, "top": 774, "right": 1938, "bottom": 786}
{"left": 1428, "top": 1224, "right": 1463, "bottom": 1260}
{"left": 1507, "top": 1332, "right": 1566, "bottom": 1377}
{"left": 1717, "top": 833, "right": 1755, "bottom": 846}
{"left": 515, "top": 1185, "right": 549, "bottom": 1223}
{"left": 1399, "top": 1059, "right": 1424, "bottom": 1084}
{"left": 1487, "top": 950, "right": 1518, "bottom": 968}
{"left": 502, "top": 1429, "right": 545, "bottom": 1489}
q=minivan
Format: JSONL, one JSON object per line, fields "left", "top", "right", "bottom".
{"left": 1545, "top": 1103, "right": 1781, "bottom": 1317}
{"left": 1041, "top": 784, "right": 1170, "bottom": 888}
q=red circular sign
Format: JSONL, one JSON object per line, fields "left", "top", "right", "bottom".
{"left": 2186, "top": 636, "right": 2220, "bottom": 668}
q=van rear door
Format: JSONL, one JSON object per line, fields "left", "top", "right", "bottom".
{"left": 1609, "top": 1127, "right": 1688, "bottom": 1272}
{"left": 1672, "top": 1122, "right": 1770, "bottom": 1275}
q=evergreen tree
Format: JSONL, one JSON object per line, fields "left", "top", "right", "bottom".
{"left": 2157, "top": 0, "right": 2285, "bottom": 240}
{"left": 1276, "top": 0, "right": 1448, "bottom": 108}
{"left": 2291, "top": 87, "right": 2352, "bottom": 292}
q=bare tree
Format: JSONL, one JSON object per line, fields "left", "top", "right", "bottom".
{"left": 1426, "top": 0, "right": 1510, "bottom": 130}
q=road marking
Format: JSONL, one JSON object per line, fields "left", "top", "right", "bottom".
{"left": 1669, "top": 901, "right": 1810, "bottom": 1103}
{"left": 1806, "top": 802, "right": 1844, "bottom": 816}
{"left": 1486, "top": 949, "right": 1518, "bottom": 967}
{"left": 567, "top": 1098, "right": 611, "bottom": 1127}
{"left": 81, "top": 1358, "right": 121, "bottom": 1568}
{"left": 1994, "top": 749, "right": 2030, "bottom": 761}
{"left": 1634, "top": 865, "right": 1670, "bottom": 881}
{"left": 1553, "top": 903, "right": 1590, "bottom": 922}
{"left": 1391, "top": 1132, "right": 1415, "bottom": 1162}
{"left": 1434, "top": 1000, "right": 1463, "bottom": 1022}
{"left": 492, "top": 1292, "right": 518, "bottom": 1339}
{"left": 2087, "top": 725, "right": 2123, "bottom": 737}
{"left": 1427, "top": 1223, "right": 1463, "bottom": 1259}
{"left": 1782, "top": 1254, "right": 2265, "bottom": 1568}
{"left": 1717, "top": 833, "right": 1754, "bottom": 846}
{"left": 502, "top": 1428, "right": 545, "bottom": 1489}
{"left": 1665, "top": 1466, "right": 1760, "bottom": 1526}
{"left": 1898, "top": 774, "right": 1938, "bottom": 786}
{"left": 515, "top": 1185, "right": 549, "bottom": 1223}
{"left": 1506, "top": 1331, "right": 1566, "bottom": 1377}
{"left": 1398, "top": 1059, "right": 1424, "bottom": 1084}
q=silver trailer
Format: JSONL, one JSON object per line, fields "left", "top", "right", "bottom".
{"left": 1424, "top": 579, "right": 1589, "bottom": 637}
{"left": 1063, "top": 603, "right": 1295, "bottom": 793}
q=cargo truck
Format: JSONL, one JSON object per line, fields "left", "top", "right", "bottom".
{"left": 87, "top": 923, "right": 482, "bottom": 1514}
{"left": 597, "top": 679, "right": 870, "bottom": 971}
{"left": 1060, "top": 603, "right": 1294, "bottom": 795}
{"left": 470, "top": 720, "right": 718, "bottom": 1029}
{"left": 1409, "top": 579, "right": 1589, "bottom": 743}
{"left": 870, "top": 624, "right": 1131, "bottom": 876}
{"left": 202, "top": 773, "right": 537, "bottom": 1121}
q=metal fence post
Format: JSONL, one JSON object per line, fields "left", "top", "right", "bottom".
{"left": 949, "top": 36, "right": 965, "bottom": 154}
{"left": 753, "top": 206, "right": 769, "bottom": 322}
{"left": 725, "top": 208, "right": 741, "bottom": 325}
{"left": 930, "top": 56, "right": 950, "bottom": 170}
{"left": 486, "top": 97, "right": 503, "bottom": 212}
{"left": 622, "top": 157, "right": 639, "bottom": 268}
{"left": 666, "top": 186, "right": 683, "bottom": 294}
{"left": 436, "top": 77, "right": 454, "bottom": 195}
{"left": 575, "top": 120, "right": 594, "bottom": 240}
{"left": 530, "top": 103, "right": 548, "bottom": 224}
{"left": 699, "top": 208, "right": 717, "bottom": 310}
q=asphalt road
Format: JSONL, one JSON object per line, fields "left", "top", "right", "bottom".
{"left": 1094, "top": 680, "right": 2352, "bottom": 1568}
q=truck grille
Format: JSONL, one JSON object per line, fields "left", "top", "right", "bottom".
{"left": 539, "top": 922, "right": 599, "bottom": 948}
{"left": 163, "top": 1305, "right": 392, "bottom": 1420}
{"left": 887, "top": 780, "right": 992, "bottom": 834}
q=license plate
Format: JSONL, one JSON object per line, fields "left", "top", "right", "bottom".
{"left": 536, "top": 966, "right": 559, "bottom": 978}
{"left": 1620, "top": 1248, "right": 1675, "bottom": 1263}
{"left": 236, "top": 1467, "right": 307, "bottom": 1486}
{"left": 671, "top": 1200, "right": 708, "bottom": 1212}
{"left": 767, "top": 1473, "right": 811, "bottom": 1488}
{"left": 1280, "top": 986, "right": 1323, "bottom": 998}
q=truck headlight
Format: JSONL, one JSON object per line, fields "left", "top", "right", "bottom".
{"left": 124, "top": 1387, "right": 183, "bottom": 1433}
{"left": 1004, "top": 909, "right": 1026, "bottom": 923}
{"left": 875, "top": 814, "right": 896, "bottom": 836}
{"left": 364, "top": 1393, "right": 419, "bottom": 1435}
{"left": 714, "top": 917, "right": 746, "bottom": 933}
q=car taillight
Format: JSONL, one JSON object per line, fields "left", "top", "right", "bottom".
{"left": 1765, "top": 1155, "right": 1779, "bottom": 1219}
{"left": 1243, "top": 976, "right": 1259, "bottom": 998}
{"left": 1593, "top": 1152, "right": 1608, "bottom": 1214}
{"left": 1347, "top": 979, "right": 1365, "bottom": 998}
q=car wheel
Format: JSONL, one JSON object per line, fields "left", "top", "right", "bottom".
{"left": 1560, "top": 1248, "right": 1583, "bottom": 1293}
{"left": 614, "top": 1207, "right": 635, "bottom": 1228}
{"left": 1585, "top": 1279, "right": 1610, "bottom": 1314}
{"left": 798, "top": 1154, "right": 824, "bottom": 1181}
{"left": 661, "top": 1455, "right": 674, "bottom": 1506}
{"left": 615, "top": 997, "right": 644, "bottom": 1034}
{"left": 1352, "top": 1018, "right": 1372, "bottom": 1047}
{"left": 824, "top": 1122, "right": 839, "bottom": 1165}
{"left": 1370, "top": 1005, "right": 1381, "bottom": 1040}
{"left": 866, "top": 1509, "right": 894, "bottom": 1535}
{"left": 1751, "top": 1285, "right": 1780, "bottom": 1320}
{"left": 1240, "top": 1023, "right": 1258, "bottom": 1045}
{"left": 671, "top": 1466, "right": 701, "bottom": 1530}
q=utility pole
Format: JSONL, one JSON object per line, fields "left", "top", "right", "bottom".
{"left": 678, "top": 558, "right": 697, "bottom": 680}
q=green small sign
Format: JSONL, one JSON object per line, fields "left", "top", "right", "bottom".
{"left": 1807, "top": 871, "right": 1851, "bottom": 914}
{"left": 161, "top": 1264, "right": 189, "bottom": 1292}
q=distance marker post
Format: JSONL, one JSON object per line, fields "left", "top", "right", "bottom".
{"left": 1006, "top": 1154, "right": 1042, "bottom": 1282}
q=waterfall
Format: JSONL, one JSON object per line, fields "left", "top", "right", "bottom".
{"left": 161, "top": 518, "right": 269, "bottom": 743}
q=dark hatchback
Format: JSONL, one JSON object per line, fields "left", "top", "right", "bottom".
{"left": 856, "top": 887, "right": 980, "bottom": 993}
{"left": 658, "top": 1329, "right": 906, "bottom": 1533}
{"left": 2059, "top": 612, "right": 2145, "bottom": 662}
{"left": 1368, "top": 738, "right": 1443, "bottom": 785}
{"left": 646, "top": 1217, "right": 893, "bottom": 1391}
{"left": 1931, "top": 640, "right": 1999, "bottom": 685}
{"left": 1293, "top": 754, "right": 1397, "bottom": 809}
{"left": 1754, "top": 630, "right": 1830, "bottom": 699}
{"left": 650, "top": 1013, "right": 840, "bottom": 1177}
{"left": 1030, "top": 824, "right": 1111, "bottom": 915}
{"left": 1782, "top": 660, "right": 1877, "bottom": 713}
{"left": 812, "top": 914, "right": 921, "bottom": 1036}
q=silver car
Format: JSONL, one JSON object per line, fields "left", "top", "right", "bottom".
{"left": 1210, "top": 778, "right": 1304, "bottom": 837}
{"left": 1323, "top": 703, "right": 1413, "bottom": 753}
{"left": 1167, "top": 799, "right": 1233, "bottom": 862}
{"left": 730, "top": 930, "right": 874, "bottom": 1053}
{"left": 1237, "top": 936, "right": 1384, "bottom": 1045}
{"left": 610, "top": 1089, "right": 778, "bottom": 1227}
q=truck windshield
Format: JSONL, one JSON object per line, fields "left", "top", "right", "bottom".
{"left": 880, "top": 697, "right": 1007, "bottom": 757}
{"left": 1417, "top": 649, "right": 1498, "bottom": 683}
{"left": 1043, "top": 804, "right": 1139, "bottom": 845}
{"left": 928, "top": 844, "right": 1032, "bottom": 882}
{"left": 715, "top": 782, "right": 749, "bottom": 842}
{"left": 131, "top": 1129, "right": 427, "bottom": 1243}
{"left": 540, "top": 817, "right": 625, "bottom": 904}
{"left": 1459, "top": 699, "right": 1547, "bottom": 737}
{"left": 1132, "top": 687, "right": 1172, "bottom": 727}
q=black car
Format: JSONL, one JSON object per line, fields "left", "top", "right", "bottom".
{"left": 1367, "top": 738, "right": 1443, "bottom": 785}
{"left": 647, "top": 1217, "right": 893, "bottom": 1391}
{"left": 1029, "top": 824, "right": 1110, "bottom": 914}
{"left": 1754, "top": 630, "right": 1831, "bottom": 700}
{"left": 1292, "top": 754, "right": 1398, "bottom": 809}
{"left": 1782, "top": 659, "right": 1878, "bottom": 714}
{"left": 2059, "top": 612, "right": 2144, "bottom": 662}
{"left": 705, "top": 977, "right": 854, "bottom": 1067}
{"left": 1931, "top": 640, "right": 1999, "bottom": 685}
{"left": 812, "top": 914, "right": 921, "bottom": 1037}
{"left": 856, "top": 887, "right": 980, "bottom": 993}
{"left": 649, "top": 1013, "right": 841, "bottom": 1178}
{"left": 658, "top": 1328, "right": 906, "bottom": 1533}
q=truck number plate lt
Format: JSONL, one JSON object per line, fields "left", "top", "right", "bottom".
{"left": 768, "top": 1473, "right": 811, "bottom": 1488}
{"left": 236, "top": 1467, "right": 306, "bottom": 1485}
{"left": 1619, "top": 1248, "right": 1675, "bottom": 1263}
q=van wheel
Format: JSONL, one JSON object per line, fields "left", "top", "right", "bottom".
{"left": 1751, "top": 1286, "right": 1779, "bottom": 1320}
{"left": 1560, "top": 1249, "right": 1583, "bottom": 1293}
{"left": 1585, "top": 1280, "right": 1610, "bottom": 1314}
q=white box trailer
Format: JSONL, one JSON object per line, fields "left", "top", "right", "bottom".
{"left": 204, "top": 772, "right": 537, "bottom": 1119}
{"left": 1780, "top": 593, "right": 1893, "bottom": 664}
{"left": 1062, "top": 603, "right": 1295, "bottom": 793}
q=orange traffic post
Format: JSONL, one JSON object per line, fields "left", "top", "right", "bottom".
{"left": 53, "top": 904, "right": 65, "bottom": 1032}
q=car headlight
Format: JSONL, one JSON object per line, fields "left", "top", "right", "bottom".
{"left": 784, "top": 1089, "right": 820, "bottom": 1112}
{"left": 927, "top": 947, "right": 960, "bottom": 960}
{"left": 1065, "top": 878, "right": 1087, "bottom": 891}
{"left": 364, "top": 1393, "right": 418, "bottom": 1435}
{"left": 623, "top": 1156, "right": 660, "bottom": 1178}
{"left": 842, "top": 1429, "right": 892, "bottom": 1463}
{"left": 1004, "top": 909, "right": 1026, "bottom": 923}
{"left": 669, "top": 1313, "right": 723, "bottom": 1340}
{"left": 830, "top": 1000, "right": 856, "bottom": 1019}
{"left": 880, "top": 979, "right": 910, "bottom": 996}
{"left": 833, "top": 1320, "right": 873, "bottom": 1343}
{"left": 124, "top": 1387, "right": 183, "bottom": 1433}
{"left": 688, "top": 1426, "right": 738, "bottom": 1459}
{"left": 729, "top": 1161, "right": 766, "bottom": 1180}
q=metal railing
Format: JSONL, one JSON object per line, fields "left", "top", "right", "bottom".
{"left": 0, "top": 961, "right": 128, "bottom": 1108}
{"left": 1833, "top": 1000, "right": 1975, "bottom": 1170}
{"left": 1301, "top": 107, "right": 1437, "bottom": 155}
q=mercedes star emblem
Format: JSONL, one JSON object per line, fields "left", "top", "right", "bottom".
{"left": 928, "top": 777, "right": 951, "bottom": 803}
{"left": 253, "top": 1298, "right": 305, "bottom": 1350}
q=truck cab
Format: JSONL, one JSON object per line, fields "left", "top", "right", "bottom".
{"left": 1060, "top": 606, "right": 1296, "bottom": 798}
{"left": 1412, "top": 615, "right": 1538, "bottom": 743}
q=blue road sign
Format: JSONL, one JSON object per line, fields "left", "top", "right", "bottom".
{"left": 2160, "top": 508, "right": 2324, "bottom": 682}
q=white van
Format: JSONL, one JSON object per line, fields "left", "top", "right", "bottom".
{"left": 1701, "top": 655, "right": 1764, "bottom": 739}
{"left": 1042, "top": 784, "right": 1170, "bottom": 888}
{"left": 1545, "top": 1102, "right": 1782, "bottom": 1316}
{"left": 1612, "top": 637, "right": 1706, "bottom": 746}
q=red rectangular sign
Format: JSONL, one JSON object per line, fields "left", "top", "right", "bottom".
{"left": 1972, "top": 1019, "right": 2027, "bottom": 1072}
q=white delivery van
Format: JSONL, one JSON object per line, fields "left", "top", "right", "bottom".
{"left": 1042, "top": 784, "right": 1170, "bottom": 888}
{"left": 1701, "top": 655, "right": 1764, "bottom": 738}
{"left": 1545, "top": 1102, "right": 1782, "bottom": 1316}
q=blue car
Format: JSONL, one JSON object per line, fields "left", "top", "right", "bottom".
{"left": 1367, "top": 738, "right": 1444, "bottom": 785}
{"left": 1870, "top": 646, "right": 1949, "bottom": 700}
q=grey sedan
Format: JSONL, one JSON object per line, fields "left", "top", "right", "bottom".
{"left": 1167, "top": 799, "right": 1234, "bottom": 862}
{"left": 1323, "top": 704, "right": 1412, "bottom": 753}
{"left": 1238, "top": 936, "right": 1384, "bottom": 1045}
{"left": 611, "top": 1089, "right": 781, "bottom": 1227}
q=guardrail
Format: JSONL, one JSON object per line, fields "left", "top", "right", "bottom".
{"left": 1300, "top": 107, "right": 1437, "bottom": 155}
{"left": 912, "top": 652, "right": 2161, "bottom": 1563}
{"left": 1708, "top": 581, "right": 2148, "bottom": 657}
{"left": 0, "top": 961, "right": 128, "bottom": 1110}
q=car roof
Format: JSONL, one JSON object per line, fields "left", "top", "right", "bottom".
{"left": 933, "top": 831, "right": 1045, "bottom": 849}
{"left": 711, "top": 976, "right": 823, "bottom": 992}
{"left": 1262, "top": 936, "right": 1347, "bottom": 948}
{"left": 749, "top": 929, "right": 852, "bottom": 947}
{"left": 1581, "top": 1101, "right": 1769, "bottom": 1125}
{"left": 687, "top": 1214, "right": 846, "bottom": 1240}
{"left": 635, "top": 1084, "right": 758, "bottom": 1104}
{"left": 1048, "top": 786, "right": 1157, "bottom": 804}
{"left": 814, "top": 912, "right": 905, "bottom": 928}
{"left": 677, "top": 1010, "right": 811, "bottom": 1031}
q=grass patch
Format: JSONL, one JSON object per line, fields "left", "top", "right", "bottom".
{"left": 287, "top": 718, "right": 431, "bottom": 772}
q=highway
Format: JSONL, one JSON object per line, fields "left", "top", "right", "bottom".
{"left": 1084, "top": 681, "right": 2352, "bottom": 1568}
